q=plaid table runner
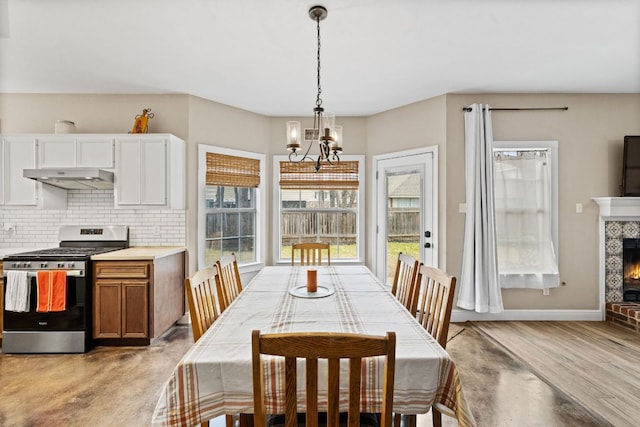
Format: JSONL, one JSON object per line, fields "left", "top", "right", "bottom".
{"left": 152, "top": 266, "right": 476, "bottom": 426}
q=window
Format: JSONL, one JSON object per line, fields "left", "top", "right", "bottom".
{"left": 493, "top": 140, "right": 559, "bottom": 289}
{"left": 205, "top": 186, "right": 255, "bottom": 263}
{"left": 198, "top": 146, "right": 265, "bottom": 269}
{"left": 274, "top": 156, "right": 365, "bottom": 263}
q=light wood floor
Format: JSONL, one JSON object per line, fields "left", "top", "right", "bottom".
{"left": 473, "top": 321, "right": 640, "bottom": 427}
{"left": 0, "top": 321, "right": 622, "bottom": 426}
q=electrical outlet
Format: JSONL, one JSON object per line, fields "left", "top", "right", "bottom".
{"left": 459, "top": 203, "right": 467, "bottom": 213}
{"left": 543, "top": 288, "right": 550, "bottom": 296}
{"left": 153, "top": 226, "right": 161, "bottom": 235}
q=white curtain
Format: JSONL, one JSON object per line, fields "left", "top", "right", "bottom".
{"left": 494, "top": 150, "right": 560, "bottom": 289}
{"left": 458, "top": 104, "right": 504, "bottom": 313}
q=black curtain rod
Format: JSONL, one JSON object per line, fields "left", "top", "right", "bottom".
{"left": 462, "top": 107, "right": 569, "bottom": 112}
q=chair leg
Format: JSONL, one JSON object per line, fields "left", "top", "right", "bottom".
{"left": 392, "top": 413, "right": 417, "bottom": 427}
{"left": 404, "top": 414, "right": 416, "bottom": 427}
{"left": 431, "top": 408, "right": 442, "bottom": 427}
{"left": 238, "top": 413, "right": 253, "bottom": 427}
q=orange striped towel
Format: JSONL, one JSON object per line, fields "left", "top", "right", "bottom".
{"left": 36, "top": 271, "right": 67, "bottom": 312}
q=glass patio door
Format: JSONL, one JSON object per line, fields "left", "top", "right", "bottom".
{"left": 374, "top": 149, "right": 436, "bottom": 285}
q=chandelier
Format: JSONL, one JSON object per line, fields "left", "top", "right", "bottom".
{"left": 286, "top": 5, "right": 342, "bottom": 172}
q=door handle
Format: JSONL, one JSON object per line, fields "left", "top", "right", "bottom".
{"left": 424, "top": 231, "right": 431, "bottom": 238}
{"left": 424, "top": 242, "right": 431, "bottom": 248}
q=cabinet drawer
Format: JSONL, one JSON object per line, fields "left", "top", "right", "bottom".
{"left": 94, "top": 262, "right": 150, "bottom": 279}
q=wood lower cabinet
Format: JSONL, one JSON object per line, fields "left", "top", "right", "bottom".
{"left": 93, "top": 251, "right": 184, "bottom": 344}
{"left": 94, "top": 278, "right": 149, "bottom": 339}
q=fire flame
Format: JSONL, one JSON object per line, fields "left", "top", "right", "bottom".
{"left": 626, "top": 264, "right": 640, "bottom": 280}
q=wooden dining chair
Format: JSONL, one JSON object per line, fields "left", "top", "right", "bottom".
{"left": 412, "top": 264, "right": 457, "bottom": 427}
{"left": 390, "top": 252, "right": 420, "bottom": 316}
{"left": 216, "top": 253, "right": 243, "bottom": 312}
{"left": 185, "top": 266, "right": 222, "bottom": 342}
{"left": 185, "top": 266, "right": 235, "bottom": 427}
{"left": 252, "top": 330, "right": 396, "bottom": 427}
{"left": 414, "top": 265, "right": 457, "bottom": 349}
{"left": 291, "top": 242, "right": 331, "bottom": 266}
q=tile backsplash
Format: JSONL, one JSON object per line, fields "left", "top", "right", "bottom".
{"left": 0, "top": 190, "right": 186, "bottom": 248}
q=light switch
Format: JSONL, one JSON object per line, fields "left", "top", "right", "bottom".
{"left": 576, "top": 203, "right": 583, "bottom": 213}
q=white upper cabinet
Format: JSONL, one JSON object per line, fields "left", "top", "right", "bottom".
{"left": 115, "top": 134, "right": 185, "bottom": 209}
{"left": 1, "top": 136, "right": 37, "bottom": 205}
{"left": 0, "top": 136, "right": 66, "bottom": 208}
{"left": 0, "top": 133, "right": 184, "bottom": 209}
{"left": 38, "top": 136, "right": 114, "bottom": 168}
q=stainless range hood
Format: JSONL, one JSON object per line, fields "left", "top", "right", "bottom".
{"left": 23, "top": 168, "right": 114, "bottom": 190}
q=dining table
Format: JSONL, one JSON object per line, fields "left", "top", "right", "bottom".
{"left": 152, "top": 265, "right": 476, "bottom": 427}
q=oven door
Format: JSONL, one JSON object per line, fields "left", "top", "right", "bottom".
{"left": 3, "top": 269, "right": 88, "bottom": 331}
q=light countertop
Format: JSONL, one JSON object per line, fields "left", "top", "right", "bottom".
{"left": 91, "top": 246, "right": 186, "bottom": 261}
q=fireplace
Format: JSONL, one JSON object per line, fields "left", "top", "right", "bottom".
{"left": 595, "top": 197, "right": 640, "bottom": 332}
{"left": 623, "top": 238, "right": 640, "bottom": 301}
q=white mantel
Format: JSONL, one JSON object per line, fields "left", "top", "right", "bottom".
{"left": 593, "top": 197, "right": 640, "bottom": 217}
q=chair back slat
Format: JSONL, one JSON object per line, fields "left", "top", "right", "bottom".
{"left": 390, "top": 252, "right": 420, "bottom": 316}
{"left": 415, "top": 265, "right": 457, "bottom": 348}
{"left": 291, "top": 242, "right": 331, "bottom": 266}
{"left": 252, "top": 331, "right": 396, "bottom": 427}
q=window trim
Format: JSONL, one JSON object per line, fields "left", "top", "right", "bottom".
{"left": 198, "top": 144, "right": 266, "bottom": 272}
{"left": 272, "top": 155, "right": 366, "bottom": 265}
{"left": 493, "top": 140, "right": 559, "bottom": 280}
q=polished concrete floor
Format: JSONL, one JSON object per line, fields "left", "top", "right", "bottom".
{"left": 0, "top": 323, "right": 603, "bottom": 427}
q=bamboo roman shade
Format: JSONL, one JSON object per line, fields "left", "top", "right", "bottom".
{"left": 206, "top": 153, "right": 260, "bottom": 188}
{"left": 279, "top": 160, "right": 359, "bottom": 190}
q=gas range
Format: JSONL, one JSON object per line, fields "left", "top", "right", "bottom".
{"left": 2, "top": 225, "right": 129, "bottom": 354}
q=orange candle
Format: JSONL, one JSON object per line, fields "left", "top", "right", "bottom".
{"left": 307, "top": 269, "right": 318, "bottom": 292}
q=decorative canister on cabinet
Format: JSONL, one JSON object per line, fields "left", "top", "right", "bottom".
{"left": 55, "top": 120, "right": 76, "bottom": 134}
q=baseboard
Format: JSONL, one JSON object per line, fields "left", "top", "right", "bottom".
{"left": 451, "top": 308, "right": 604, "bottom": 322}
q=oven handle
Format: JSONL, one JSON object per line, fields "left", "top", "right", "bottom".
{"left": 4, "top": 270, "right": 85, "bottom": 278}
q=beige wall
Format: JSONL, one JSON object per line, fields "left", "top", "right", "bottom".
{"left": 365, "top": 92, "right": 640, "bottom": 311}
{"left": 187, "top": 96, "right": 270, "bottom": 272}
{"left": 3, "top": 92, "right": 640, "bottom": 311}
{"left": 366, "top": 95, "right": 447, "bottom": 268}
{"left": 0, "top": 93, "right": 189, "bottom": 136}
{"left": 445, "top": 93, "right": 640, "bottom": 310}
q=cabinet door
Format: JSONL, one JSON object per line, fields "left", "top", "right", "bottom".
{"left": 116, "top": 139, "right": 142, "bottom": 204}
{"left": 76, "top": 137, "right": 114, "bottom": 168}
{"left": 38, "top": 137, "right": 76, "bottom": 167}
{"left": 122, "top": 280, "right": 149, "bottom": 338}
{"left": 38, "top": 136, "right": 114, "bottom": 168}
{"left": 140, "top": 138, "right": 167, "bottom": 205}
{"left": 94, "top": 280, "right": 123, "bottom": 338}
{"left": 1, "top": 137, "right": 37, "bottom": 205}
{"left": 116, "top": 137, "right": 167, "bottom": 206}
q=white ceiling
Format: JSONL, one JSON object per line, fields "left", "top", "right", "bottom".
{"left": 1, "top": 0, "right": 639, "bottom": 117}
